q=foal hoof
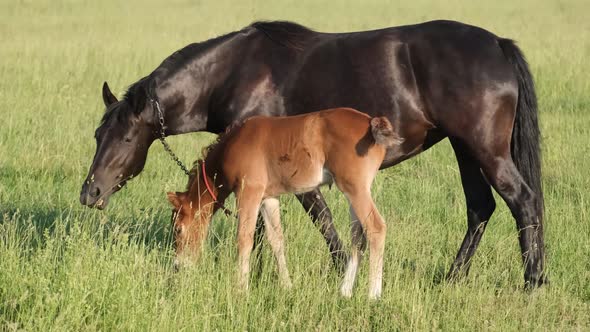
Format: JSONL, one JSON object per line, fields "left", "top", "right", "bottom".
{"left": 368, "top": 287, "right": 382, "bottom": 300}
{"left": 340, "top": 286, "right": 353, "bottom": 298}
{"left": 280, "top": 277, "right": 293, "bottom": 289}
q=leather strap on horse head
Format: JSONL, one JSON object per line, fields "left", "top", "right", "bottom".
{"left": 147, "top": 89, "right": 235, "bottom": 219}
{"left": 147, "top": 90, "right": 191, "bottom": 176}
{"left": 201, "top": 161, "right": 236, "bottom": 218}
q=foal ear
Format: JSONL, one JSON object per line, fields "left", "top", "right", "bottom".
{"left": 167, "top": 191, "right": 181, "bottom": 209}
{"left": 102, "top": 81, "right": 118, "bottom": 107}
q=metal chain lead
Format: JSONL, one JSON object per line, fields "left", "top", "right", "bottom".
{"left": 152, "top": 98, "right": 191, "bottom": 176}
{"left": 151, "top": 95, "right": 237, "bottom": 219}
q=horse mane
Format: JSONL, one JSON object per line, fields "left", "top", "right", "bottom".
{"left": 156, "top": 21, "right": 314, "bottom": 81}
{"left": 122, "top": 76, "right": 150, "bottom": 103}
{"left": 99, "top": 31, "right": 236, "bottom": 126}
{"left": 100, "top": 21, "right": 313, "bottom": 127}
{"left": 154, "top": 30, "right": 243, "bottom": 81}
{"left": 99, "top": 76, "right": 151, "bottom": 126}
{"left": 251, "top": 20, "right": 315, "bottom": 51}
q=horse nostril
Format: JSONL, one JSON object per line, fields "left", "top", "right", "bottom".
{"left": 90, "top": 186, "right": 101, "bottom": 198}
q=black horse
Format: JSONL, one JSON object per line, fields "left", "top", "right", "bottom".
{"left": 80, "top": 20, "right": 547, "bottom": 287}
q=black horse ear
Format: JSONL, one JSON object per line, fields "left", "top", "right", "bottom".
{"left": 102, "top": 81, "right": 118, "bottom": 107}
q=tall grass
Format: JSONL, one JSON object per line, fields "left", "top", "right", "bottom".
{"left": 1, "top": 0, "right": 589, "bottom": 330}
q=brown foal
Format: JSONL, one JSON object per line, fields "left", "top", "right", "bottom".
{"left": 167, "top": 108, "right": 402, "bottom": 299}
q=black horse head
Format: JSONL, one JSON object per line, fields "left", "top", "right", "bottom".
{"left": 80, "top": 81, "right": 156, "bottom": 209}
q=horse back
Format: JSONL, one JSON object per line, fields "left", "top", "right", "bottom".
{"left": 275, "top": 20, "right": 516, "bottom": 166}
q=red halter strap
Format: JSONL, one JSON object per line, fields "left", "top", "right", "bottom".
{"left": 201, "top": 161, "right": 218, "bottom": 202}
{"left": 200, "top": 161, "right": 235, "bottom": 218}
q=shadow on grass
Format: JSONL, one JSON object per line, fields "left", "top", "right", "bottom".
{"left": 0, "top": 204, "right": 174, "bottom": 258}
{"left": 431, "top": 263, "right": 449, "bottom": 286}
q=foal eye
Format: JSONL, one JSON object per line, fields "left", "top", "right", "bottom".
{"left": 124, "top": 137, "right": 132, "bottom": 143}
{"left": 172, "top": 211, "right": 183, "bottom": 221}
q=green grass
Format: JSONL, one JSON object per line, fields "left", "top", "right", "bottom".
{"left": 1, "top": 0, "right": 589, "bottom": 330}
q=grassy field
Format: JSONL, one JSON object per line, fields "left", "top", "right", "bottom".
{"left": 1, "top": 0, "right": 589, "bottom": 330}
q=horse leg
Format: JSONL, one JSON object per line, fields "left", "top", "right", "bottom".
{"left": 342, "top": 192, "right": 386, "bottom": 299}
{"left": 235, "top": 188, "right": 264, "bottom": 291}
{"left": 260, "top": 197, "right": 292, "bottom": 288}
{"left": 479, "top": 155, "right": 546, "bottom": 288}
{"left": 340, "top": 204, "right": 367, "bottom": 297}
{"left": 447, "top": 139, "right": 496, "bottom": 281}
{"left": 449, "top": 115, "right": 545, "bottom": 287}
{"left": 296, "top": 189, "right": 347, "bottom": 272}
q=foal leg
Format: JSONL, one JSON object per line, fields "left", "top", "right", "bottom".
{"left": 260, "top": 197, "right": 292, "bottom": 288}
{"left": 340, "top": 204, "right": 367, "bottom": 297}
{"left": 296, "top": 189, "right": 347, "bottom": 272}
{"left": 235, "top": 188, "right": 264, "bottom": 291}
{"left": 343, "top": 191, "right": 386, "bottom": 300}
{"left": 250, "top": 214, "right": 266, "bottom": 280}
{"left": 447, "top": 139, "right": 496, "bottom": 281}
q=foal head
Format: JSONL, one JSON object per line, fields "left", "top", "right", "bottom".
{"left": 166, "top": 166, "right": 217, "bottom": 266}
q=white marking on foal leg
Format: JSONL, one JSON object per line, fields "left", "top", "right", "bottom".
{"left": 341, "top": 247, "right": 360, "bottom": 298}
{"left": 340, "top": 204, "right": 366, "bottom": 298}
{"left": 345, "top": 193, "right": 386, "bottom": 300}
{"left": 261, "top": 198, "right": 292, "bottom": 288}
{"left": 368, "top": 237, "right": 385, "bottom": 300}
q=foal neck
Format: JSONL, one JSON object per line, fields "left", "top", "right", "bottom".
{"left": 189, "top": 157, "right": 228, "bottom": 210}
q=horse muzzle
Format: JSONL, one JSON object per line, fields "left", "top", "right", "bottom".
{"left": 80, "top": 181, "right": 110, "bottom": 209}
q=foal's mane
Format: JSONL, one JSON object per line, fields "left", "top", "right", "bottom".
{"left": 186, "top": 121, "right": 245, "bottom": 190}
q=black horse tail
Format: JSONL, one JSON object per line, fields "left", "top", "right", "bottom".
{"left": 498, "top": 38, "right": 544, "bottom": 221}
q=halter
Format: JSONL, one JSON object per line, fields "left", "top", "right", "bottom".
{"left": 201, "top": 161, "right": 218, "bottom": 202}
{"left": 147, "top": 91, "right": 191, "bottom": 176}
{"left": 147, "top": 90, "right": 235, "bottom": 218}
{"left": 200, "top": 160, "right": 235, "bottom": 218}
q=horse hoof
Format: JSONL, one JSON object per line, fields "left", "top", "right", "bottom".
{"left": 525, "top": 274, "right": 549, "bottom": 290}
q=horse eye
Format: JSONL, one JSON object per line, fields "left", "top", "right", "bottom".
{"left": 124, "top": 137, "right": 132, "bottom": 143}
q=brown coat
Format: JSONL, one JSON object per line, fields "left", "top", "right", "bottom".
{"left": 168, "top": 107, "right": 402, "bottom": 299}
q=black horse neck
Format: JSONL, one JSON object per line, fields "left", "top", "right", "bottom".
{"left": 149, "top": 27, "right": 266, "bottom": 137}
{"left": 147, "top": 24, "right": 307, "bottom": 138}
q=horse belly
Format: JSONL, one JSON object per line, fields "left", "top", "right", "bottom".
{"left": 287, "top": 166, "right": 329, "bottom": 194}
{"left": 265, "top": 153, "right": 328, "bottom": 196}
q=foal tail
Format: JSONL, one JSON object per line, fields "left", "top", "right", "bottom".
{"left": 498, "top": 38, "right": 544, "bottom": 221}
{"left": 370, "top": 116, "right": 403, "bottom": 147}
